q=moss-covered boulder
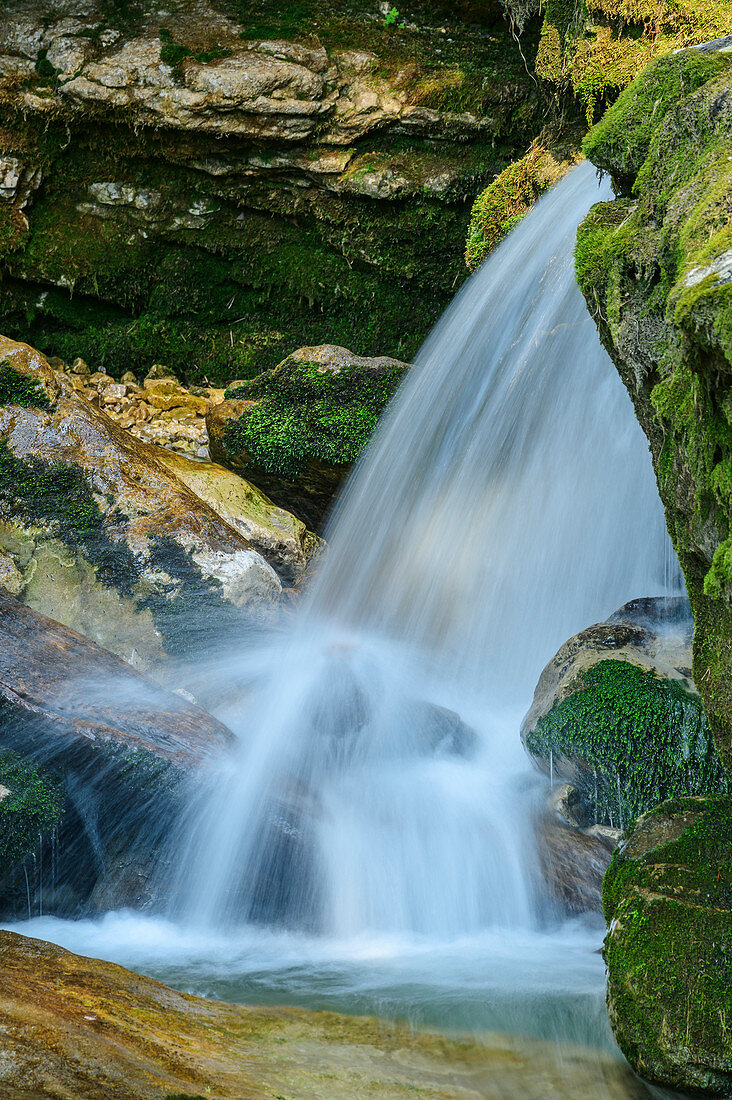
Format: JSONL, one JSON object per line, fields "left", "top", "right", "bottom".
{"left": 576, "top": 45, "right": 732, "bottom": 772}
{"left": 603, "top": 795, "right": 732, "bottom": 1093}
{"left": 209, "top": 344, "right": 410, "bottom": 527}
{"left": 0, "top": 0, "right": 542, "bottom": 384}
{"left": 522, "top": 598, "right": 728, "bottom": 828}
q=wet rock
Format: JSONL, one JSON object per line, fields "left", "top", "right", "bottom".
{"left": 157, "top": 449, "right": 322, "bottom": 585}
{"left": 521, "top": 597, "right": 727, "bottom": 829}
{"left": 0, "top": 336, "right": 288, "bottom": 676}
{"left": 536, "top": 811, "right": 615, "bottom": 917}
{"left": 208, "top": 344, "right": 410, "bottom": 528}
{"left": 603, "top": 795, "right": 732, "bottom": 1094}
{"left": 0, "top": 587, "right": 234, "bottom": 915}
{"left": 0, "top": 928, "right": 652, "bottom": 1099}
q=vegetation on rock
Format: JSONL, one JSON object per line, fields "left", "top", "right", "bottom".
{"left": 603, "top": 795, "right": 732, "bottom": 1093}
{"left": 0, "top": 751, "right": 63, "bottom": 882}
{"left": 465, "top": 131, "right": 581, "bottom": 269}
{"left": 576, "top": 45, "right": 732, "bottom": 771}
{"left": 224, "top": 355, "right": 409, "bottom": 479}
{"left": 525, "top": 660, "right": 728, "bottom": 828}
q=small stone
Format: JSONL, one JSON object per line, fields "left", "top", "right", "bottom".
{"left": 71, "top": 358, "right": 90, "bottom": 376}
{"left": 46, "top": 356, "right": 67, "bottom": 371}
{"left": 120, "top": 371, "right": 138, "bottom": 385}
{"left": 101, "top": 383, "right": 127, "bottom": 403}
{"left": 145, "top": 363, "right": 179, "bottom": 383}
{"left": 0, "top": 784, "right": 10, "bottom": 801}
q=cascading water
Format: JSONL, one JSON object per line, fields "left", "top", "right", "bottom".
{"left": 172, "top": 160, "right": 679, "bottom": 939}
{"left": 6, "top": 164, "right": 683, "bottom": 1090}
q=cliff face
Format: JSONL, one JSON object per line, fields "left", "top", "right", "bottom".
{"left": 576, "top": 41, "right": 732, "bottom": 771}
{"left": 0, "top": 0, "right": 540, "bottom": 384}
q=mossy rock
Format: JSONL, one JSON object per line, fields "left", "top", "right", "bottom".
{"left": 0, "top": 752, "right": 63, "bottom": 884}
{"left": 209, "top": 344, "right": 410, "bottom": 528}
{"left": 603, "top": 795, "right": 732, "bottom": 1093}
{"left": 464, "top": 129, "right": 582, "bottom": 269}
{"left": 525, "top": 659, "right": 728, "bottom": 828}
{"left": 576, "top": 45, "right": 732, "bottom": 773}
{"left": 505, "top": 0, "right": 732, "bottom": 123}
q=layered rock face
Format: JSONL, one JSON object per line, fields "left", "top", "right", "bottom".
{"left": 0, "top": 0, "right": 540, "bottom": 383}
{"left": 209, "top": 343, "right": 410, "bottom": 527}
{"left": 603, "top": 796, "right": 732, "bottom": 1094}
{"left": 576, "top": 45, "right": 732, "bottom": 773}
{"left": 0, "top": 336, "right": 318, "bottom": 676}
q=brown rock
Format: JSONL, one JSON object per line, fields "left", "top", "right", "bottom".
{"left": 0, "top": 928, "right": 652, "bottom": 1099}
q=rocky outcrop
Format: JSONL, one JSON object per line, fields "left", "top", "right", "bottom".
{"left": 0, "top": 587, "right": 234, "bottom": 916}
{"left": 536, "top": 809, "right": 617, "bottom": 916}
{"left": 0, "top": 0, "right": 540, "bottom": 386}
{"left": 522, "top": 598, "right": 727, "bottom": 829}
{"left": 0, "top": 336, "right": 324, "bottom": 675}
{"left": 576, "top": 46, "right": 732, "bottom": 773}
{"left": 603, "top": 795, "right": 732, "bottom": 1094}
{"left": 209, "top": 344, "right": 410, "bottom": 527}
{"left": 0, "top": 927, "right": 653, "bottom": 1099}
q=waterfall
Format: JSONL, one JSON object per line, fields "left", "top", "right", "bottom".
{"left": 174, "top": 161, "right": 678, "bottom": 936}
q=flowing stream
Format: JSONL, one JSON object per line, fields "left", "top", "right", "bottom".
{"left": 7, "top": 162, "right": 682, "bottom": 1094}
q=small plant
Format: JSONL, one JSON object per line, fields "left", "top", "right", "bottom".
{"left": 384, "top": 7, "right": 399, "bottom": 26}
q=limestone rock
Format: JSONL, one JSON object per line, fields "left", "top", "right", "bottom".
{"left": 208, "top": 344, "right": 410, "bottom": 528}
{"left": 522, "top": 597, "right": 727, "bottom": 828}
{"left": 0, "top": 335, "right": 284, "bottom": 676}
{"left": 603, "top": 795, "right": 732, "bottom": 1093}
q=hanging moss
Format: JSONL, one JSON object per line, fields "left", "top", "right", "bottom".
{"left": 0, "top": 751, "right": 64, "bottom": 879}
{"left": 0, "top": 442, "right": 139, "bottom": 595}
{"left": 524, "top": 660, "right": 728, "bottom": 827}
{"left": 223, "top": 357, "right": 409, "bottom": 478}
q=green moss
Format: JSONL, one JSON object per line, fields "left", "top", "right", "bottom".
{"left": 465, "top": 142, "right": 575, "bottom": 270}
{"left": 158, "top": 27, "right": 231, "bottom": 69}
{"left": 583, "top": 50, "right": 731, "bottom": 189}
{"left": 0, "top": 751, "right": 64, "bottom": 878}
{"left": 525, "top": 660, "right": 728, "bottom": 827}
{"left": 0, "top": 364, "right": 51, "bottom": 410}
{"left": 223, "top": 356, "right": 408, "bottom": 478}
{"left": 0, "top": 442, "right": 139, "bottom": 595}
{"left": 601, "top": 795, "right": 732, "bottom": 1093}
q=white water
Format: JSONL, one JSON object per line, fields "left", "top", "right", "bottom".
{"left": 4, "top": 164, "right": 680, "bottom": 1083}
{"left": 171, "top": 160, "right": 677, "bottom": 937}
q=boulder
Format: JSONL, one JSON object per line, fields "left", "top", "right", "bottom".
{"left": 603, "top": 795, "right": 732, "bottom": 1094}
{"left": 157, "top": 449, "right": 322, "bottom": 585}
{"left": 0, "top": 587, "right": 234, "bottom": 916}
{"left": 536, "top": 810, "right": 616, "bottom": 916}
{"left": 0, "top": 928, "right": 653, "bottom": 1099}
{"left": 522, "top": 597, "right": 727, "bottom": 829}
{"left": 208, "top": 344, "right": 410, "bottom": 528}
{"left": 0, "top": 336, "right": 290, "bottom": 677}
